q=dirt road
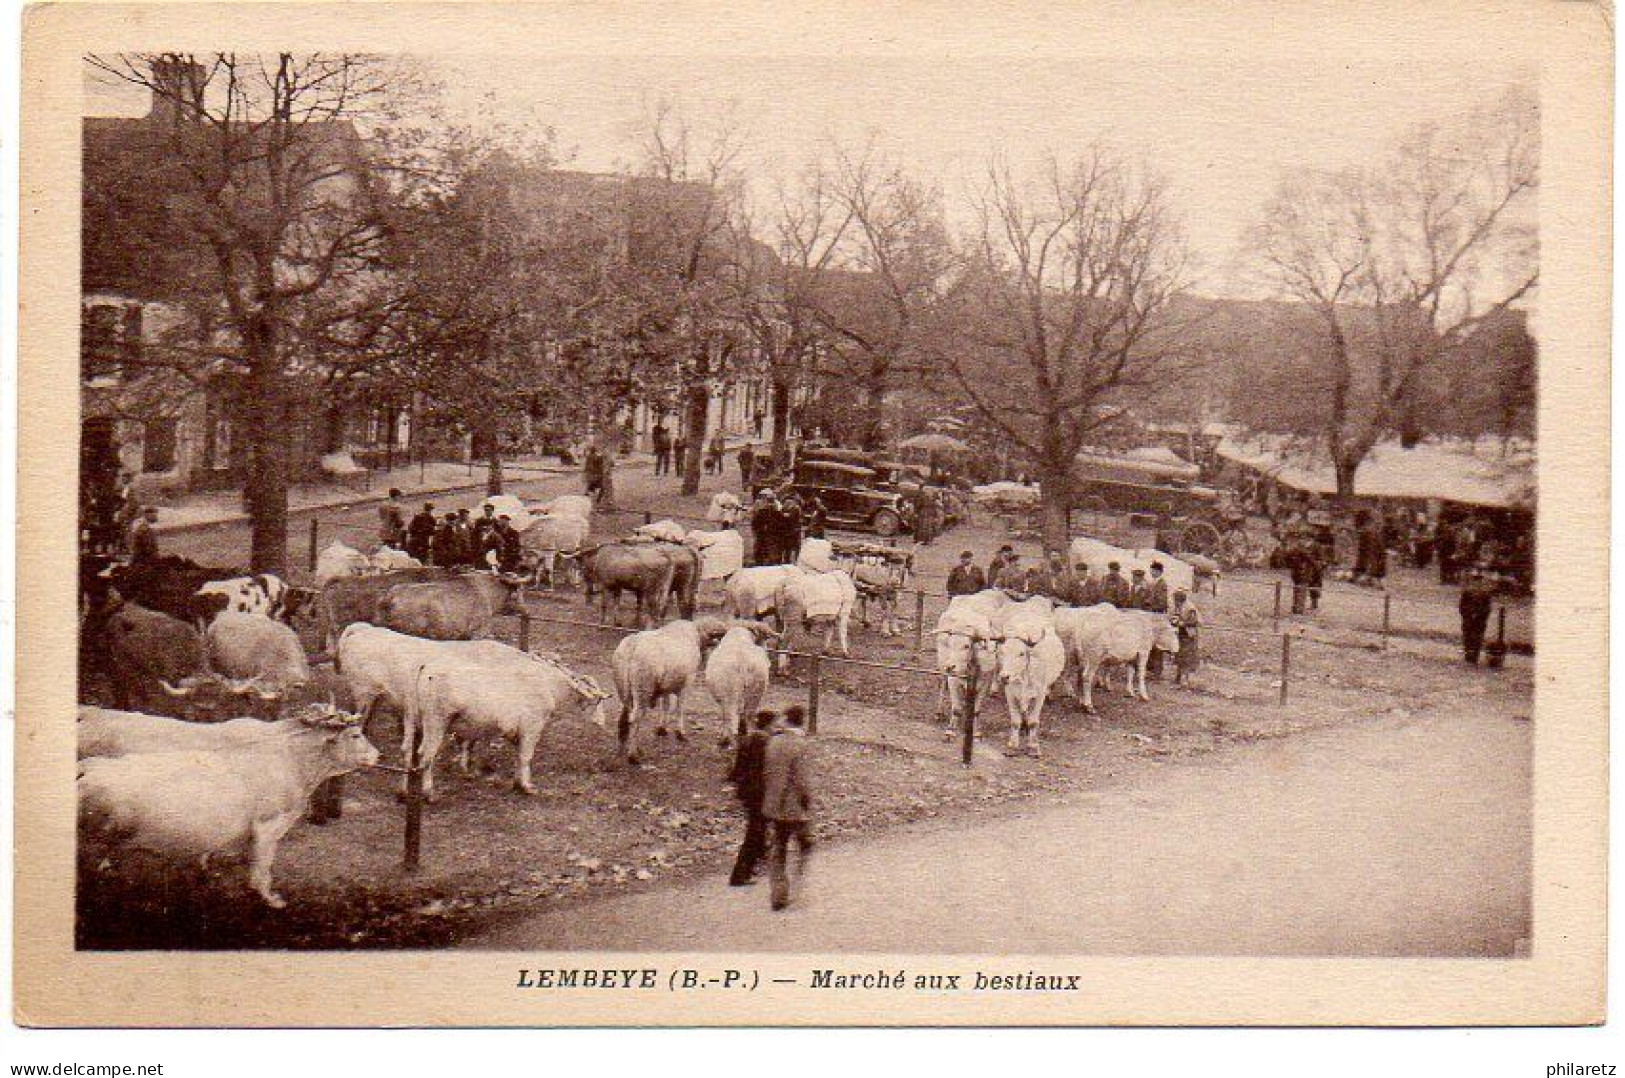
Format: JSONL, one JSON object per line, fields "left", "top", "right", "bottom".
{"left": 472, "top": 703, "right": 1530, "bottom": 957}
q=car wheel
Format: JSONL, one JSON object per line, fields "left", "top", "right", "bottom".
{"left": 872, "top": 509, "right": 901, "bottom": 537}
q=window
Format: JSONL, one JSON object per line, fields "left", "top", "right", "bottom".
{"left": 142, "top": 418, "right": 178, "bottom": 473}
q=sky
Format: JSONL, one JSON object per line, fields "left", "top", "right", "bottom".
{"left": 83, "top": 15, "right": 1536, "bottom": 295}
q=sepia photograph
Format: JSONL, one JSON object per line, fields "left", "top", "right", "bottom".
{"left": 13, "top": 0, "right": 1609, "bottom": 1029}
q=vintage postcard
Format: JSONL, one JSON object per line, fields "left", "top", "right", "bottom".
{"left": 14, "top": 1, "right": 1610, "bottom": 1027}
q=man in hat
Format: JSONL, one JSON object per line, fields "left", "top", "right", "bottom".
{"left": 990, "top": 550, "right": 1027, "bottom": 597}
{"left": 128, "top": 505, "right": 160, "bottom": 565}
{"left": 985, "top": 544, "right": 1016, "bottom": 588}
{"left": 1459, "top": 564, "right": 1499, "bottom": 665}
{"left": 946, "top": 550, "right": 987, "bottom": 597}
{"left": 761, "top": 705, "right": 815, "bottom": 911}
{"left": 406, "top": 502, "right": 437, "bottom": 564}
{"left": 1146, "top": 562, "right": 1171, "bottom": 614}
{"left": 378, "top": 488, "right": 407, "bottom": 549}
{"left": 1100, "top": 561, "right": 1130, "bottom": 607}
{"left": 650, "top": 421, "right": 672, "bottom": 476}
{"left": 1145, "top": 562, "right": 1171, "bottom": 679}
{"left": 1076, "top": 562, "right": 1103, "bottom": 606}
{"left": 1127, "top": 567, "right": 1151, "bottom": 610}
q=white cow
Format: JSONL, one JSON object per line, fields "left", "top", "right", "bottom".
{"left": 997, "top": 626, "right": 1068, "bottom": 757}
{"left": 1057, "top": 604, "right": 1180, "bottom": 712}
{"left": 315, "top": 541, "right": 371, "bottom": 586}
{"left": 537, "top": 494, "right": 593, "bottom": 522}
{"left": 932, "top": 590, "right": 1011, "bottom": 737}
{"left": 194, "top": 573, "right": 310, "bottom": 625}
{"left": 726, "top": 564, "right": 802, "bottom": 622}
{"left": 205, "top": 610, "right": 312, "bottom": 697}
{"left": 775, "top": 567, "right": 857, "bottom": 667}
{"left": 523, "top": 514, "right": 592, "bottom": 586}
{"left": 795, "top": 538, "right": 836, "bottom": 573}
{"left": 635, "top": 518, "right": 690, "bottom": 542}
{"left": 334, "top": 623, "right": 517, "bottom": 729}
{"left": 78, "top": 706, "right": 300, "bottom": 760}
{"left": 688, "top": 528, "right": 745, "bottom": 582}
{"left": 408, "top": 646, "right": 610, "bottom": 799}
{"left": 77, "top": 714, "right": 378, "bottom": 908}
{"left": 610, "top": 619, "right": 723, "bottom": 765}
{"left": 703, "top": 621, "right": 778, "bottom": 744}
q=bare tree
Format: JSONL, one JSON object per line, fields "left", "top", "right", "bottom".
{"left": 621, "top": 101, "right": 753, "bottom": 495}
{"left": 814, "top": 145, "right": 956, "bottom": 449}
{"left": 942, "top": 150, "right": 1189, "bottom": 551}
{"left": 1250, "top": 85, "right": 1538, "bottom": 500}
{"left": 86, "top": 52, "right": 416, "bottom": 571}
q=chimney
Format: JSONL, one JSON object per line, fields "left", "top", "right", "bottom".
{"left": 148, "top": 55, "right": 207, "bottom": 126}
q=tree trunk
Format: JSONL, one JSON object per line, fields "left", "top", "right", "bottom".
{"left": 1333, "top": 455, "right": 1359, "bottom": 507}
{"left": 1038, "top": 466, "right": 1073, "bottom": 554}
{"left": 681, "top": 382, "right": 709, "bottom": 496}
{"left": 770, "top": 376, "right": 793, "bottom": 461}
{"left": 862, "top": 363, "right": 888, "bottom": 451}
{"left": 594, "top": 430, "right": 617, "bottom": 509}
{"left": 486, "top": 444, "right": 503, "bottom": 496}
{"left": 244, "top": 325, "right": 289, "bottom": 574}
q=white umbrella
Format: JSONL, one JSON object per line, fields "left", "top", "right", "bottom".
{"left": 897, "top": 433, "right": 970, "bottom": 454}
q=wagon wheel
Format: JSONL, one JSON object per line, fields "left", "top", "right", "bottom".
{"left": 1175, "top": 520, "right": 1223, "bottom": 556}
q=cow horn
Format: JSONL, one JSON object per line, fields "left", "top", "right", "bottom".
{"left": 159, "top": 678, "right": 196, "bottom": 697}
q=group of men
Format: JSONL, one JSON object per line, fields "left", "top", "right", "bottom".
{"left": 953, "top": 546, "right": 1171, "bottom": 611}
{"left": 749, "top": 487, "right": 826, "bottom": 567}
{"left": 727, "top": 706, "right": 815, "bottom": 911}
{"left": 394, "top": 495, "right": 521, "bottom": 572}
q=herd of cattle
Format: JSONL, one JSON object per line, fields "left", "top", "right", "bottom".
{"left": 75, "top": 489, "right": 1187, "bottom": 910}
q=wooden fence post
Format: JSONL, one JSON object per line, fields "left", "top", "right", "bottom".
{"left": 1278, "top": 633, "right": 1291, "bottom": 706}
{"left": 308, "top": 518, "right": 320, "bottom": 572}
{"left": 961, "top": 670, "right": 976, "bottom": 767}
{"left": 1272, "top": 579, "right": 1282, "bottom": 630}
{"left": 519, "top": 609, "right": 531, "bottom": 653}
{"left": 913, "top": 589, "right": 926, "bottom": 654}
{"left": 1381, "top": 593, "right": 1392, "bottom": 649}
{"left": 806, "top": 653, "right": 821, "bottom": 734}
{"left": 403, "top": 727, "right": 424, "bottom": 872}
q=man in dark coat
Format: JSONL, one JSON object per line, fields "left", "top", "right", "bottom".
{"left": 406, "top": 503, "right": 437, "bottom": 563}
{"left": 804, "top": 495, "right": 828, "bottom": 540}
{"left": 432, "top": 512, "right": 462, "bottom": 568}
{"left": 946, "top": 551, "right": 986, "bottom": 596}
{"left": 986, "top": 544, "right": 1016, "bottom": 588}
{"left": 470, "top": 503, "right": 498, "bottom": 555}
{"left": 761, "top": 706, "right": 814, "bottom": 911}
{"left": 1127, "top": 568, "right": 1151, "bottom": 610}
{"left": 738, "top": 444, "right": 757, "bottom": 493}
{"left": 651, "top": 422, "right": 672, "bottom": 476}
{"left": 1459, "top": 567, "right": 1498, "bottom": 664}
{"left": 751, "top": 490, "right": 782, "bottom": 565}
{"left": 1145, "top": 562, "right": 1171, "bottom": 679}
{"left": 779, "top": 491, "right": 805, "bottom": 564}
{"left": 1100, "top": 562, "right": 1131, "bottom": 606}
{"left": 728, "top": 710, "right": 778, "bottom": 886}
{"left": 128, "top": 506, "right": 160, "bottom": 565}
{"left": 378, "top": 488, "right": 407, "bottom": 549}
{"left": 1076, "top": 563, "right": 1103, "bottom": 606}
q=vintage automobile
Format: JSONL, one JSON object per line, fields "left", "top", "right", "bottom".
{"left": 792, "top": 460, "right": 914, "bottom": 536}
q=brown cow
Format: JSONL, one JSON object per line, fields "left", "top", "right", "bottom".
{"left": 376, "top": 571, "right": 521, "bottom": 641}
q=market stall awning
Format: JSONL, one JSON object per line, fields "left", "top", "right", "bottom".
{"left": 1216, "top": 434, "right": 1535, "bottom": 509}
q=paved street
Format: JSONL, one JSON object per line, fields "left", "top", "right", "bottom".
{"left": 471, "top": 703, "right": 1530, "bottom": 957}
